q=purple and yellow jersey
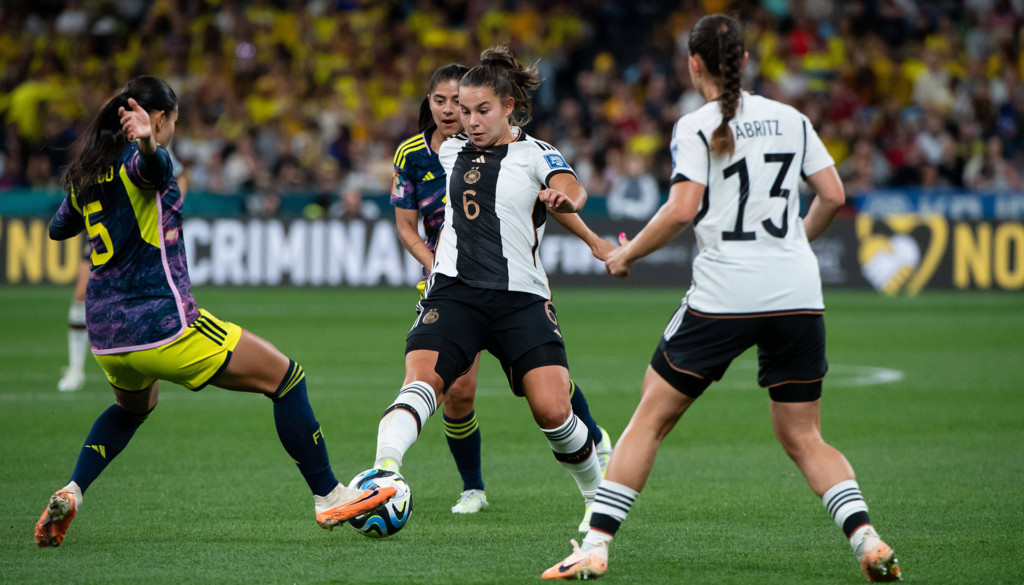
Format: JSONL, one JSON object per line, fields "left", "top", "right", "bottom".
{"left": 390, "top": 129, "right": 447, "bottom": 277}
{"left": 49, "top": 143, "right": 199, "bottom": 354}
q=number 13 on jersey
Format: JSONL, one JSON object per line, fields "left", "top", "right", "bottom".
{"left": 720, "top": 152, "right": 795, "bottom": 242}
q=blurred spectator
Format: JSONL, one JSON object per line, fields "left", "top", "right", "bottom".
{"left": 963, "top": 136, "right": 1023, "bottom": 190}
{"left": 839, "top": 139, "right": 892, "bottom": 196}
{"left": 606, "top": 153, "right": 660, "bottom": 220}
{"left": 328, "top": 151, "right": 382, "bottom": 220}
{"left": 0, "top": 0, "right": 1019, "bottom": 210}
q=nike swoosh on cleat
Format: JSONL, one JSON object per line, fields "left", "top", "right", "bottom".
{"left": 557, "top": 560, "right": 584, "bottom": 573}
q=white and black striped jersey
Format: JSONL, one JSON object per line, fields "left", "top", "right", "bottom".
{"left": 670, "top": 91, "right": 835, "bottom": 315}
{"left": 433, "top": 130, "right": 576, "bottom": 299}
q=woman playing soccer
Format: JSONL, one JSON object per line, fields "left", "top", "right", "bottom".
{"left": 543, "top": 14, "right": 901, "bottom": 582}
{"left": 35, "top": 76, "right": 394, "bottom": 548}
{"left": 376, "top": 47, "right": 606, "bottom": 530}
{"left": 391, "top": 63, "right": 613, "bottom": 518}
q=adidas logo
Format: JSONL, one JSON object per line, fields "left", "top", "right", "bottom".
{"left": 86, "top": 444, "right": 107, "bottom": 458}
{"left": 472, "top": 155, "right": 486, "bottom": 164}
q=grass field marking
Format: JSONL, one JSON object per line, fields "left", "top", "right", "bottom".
{"left": 715, "top": 360, "right": 904, "bottom": 390}
{"left": 826, "top": 363, "right": 905, "bottom": 387}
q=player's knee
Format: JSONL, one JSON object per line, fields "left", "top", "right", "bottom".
{"left": 776, "top": 431, "right": 822, "bottom": 462}
{"left": 115, "top": 395, "right": 156, "bottom": 422}
{"left": 443, "top": 377, "right": 476, "bottom": 418}
{"left": 531, "top": 399, "right": 572, "bottom": 430}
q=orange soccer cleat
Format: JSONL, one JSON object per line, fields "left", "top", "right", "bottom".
{"left": 34, "top": 489, "right": 78, "bottom": 547}
{"left": 859, "top": 540, "right": 902, "bottom": 582}
{"left": 314, "top": 483, "right": 397, "bottom": 530}
{"left": 542, "top": 539, "right": 608, "bottom": 580}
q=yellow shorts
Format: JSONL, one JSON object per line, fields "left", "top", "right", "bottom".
{"left": 93, "top": 309, "right": 243, "bottom": 392}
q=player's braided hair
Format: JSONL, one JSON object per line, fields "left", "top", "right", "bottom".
{"left": 418, "top": 63, "right": 470, "bottom": 133}
{"left": 62, "top": 76, "right": 177, "bottom": 204}
{"left": 688, "top": 14, "right": 745, "bottom": 158}
{"left": 461, "top": 45, "right": 542, "bottom": 126}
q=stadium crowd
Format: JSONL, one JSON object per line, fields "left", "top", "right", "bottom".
{"left": 1, "top": 0, "right": 1021, "bottom": 218}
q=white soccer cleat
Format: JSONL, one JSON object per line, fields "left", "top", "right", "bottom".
{"left": 578, "top": 499, "right": 594, "bottom": 532}
{"left": 542, "top": 539, "right": 608, "bottom": 580}
{"left": 595, "top": 426, "right": 612, "bottom": 476}
{"left": 451, "top": 489, "right": 489, "bottom": 514}
{"left": 58, "top": 368, "right": 85, "bottom": 392}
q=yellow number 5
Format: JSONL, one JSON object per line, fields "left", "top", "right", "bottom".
{"left": 83, "top": 201, "right": 114, "bottom": 266}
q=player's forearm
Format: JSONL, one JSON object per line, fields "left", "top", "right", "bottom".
{"left": 551, "top": 211, "right": 600, "bottom": 249}
{"left": 622, "top": 200, "right": 689, "bottom": 263}
{"left": 396, "top": 225, "right": 434, "bottom": 269}
{"left": 564, "top": 182, "right": 587, "bottom": 213}
{"left": 803, "top": 167, "right": 845, "bottom": 242}
{"left": 803, "top": 195, "right": 842, "bottom": 242}
{"left": 137, "top": 134, "right": 158, "bottom": 156}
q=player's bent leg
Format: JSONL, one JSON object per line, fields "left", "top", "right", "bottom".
{"left": 443, "top": 355, "right": 488, "bottom": 513}
{"left": 209, "top": 329, "right": 290, "bottom": 395}
{"left": 604, "top": 367, "right": 696, "bottom": 490}
{"left": 374, "top": 350, "right": 446, "bottom": 471}
{"left": 567, "top": 381, "right": 611, "bottom": 471}
{"left": 522, "top": 364, "right": 603, "bottom": 528}
{"left": 208, "top": 330, "right": 395, "bottom": 529}
{"left": 549, "top": 368, "right": 698, "bottom": 573}
{"left": 36, "top": 382, "right": 157, "bottom": 547}
{"left": 770, "top": 396, "right": 855, "bottom": 496}
{"left": 771, "top": 391, "right": 901, "bottom": 582}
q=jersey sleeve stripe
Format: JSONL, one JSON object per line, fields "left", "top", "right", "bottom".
{"left": 397, "top": 143, "right": 426, "bottom": 169}
{"left": 393, "top": 135, "right": 426, "bottom": 168}
{"left": 543, "top": 168, "right": 576, "bottom": 188}
{"left": 670, "top": 173, "right": 692, "bottom": 185}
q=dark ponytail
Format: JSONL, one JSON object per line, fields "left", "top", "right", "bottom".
{"left": 62, "top": 75, "right": 177, "bottom": 204}
{"left": 460, "top": 45, "right": 541, "bottom": 127}
{"left": 418, "top": 63, "right": 470, "bottom": 132}
{"left": 688, "top": 14, "right": 744, "bottom": 158}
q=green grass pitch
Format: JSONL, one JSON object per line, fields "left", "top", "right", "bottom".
{"left": 2, "top": 286, "right": 1022, "bottom": 584}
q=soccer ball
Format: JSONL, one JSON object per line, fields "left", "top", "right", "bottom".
{"left": 347, "top": 469, "right": 412, "bottom": 538}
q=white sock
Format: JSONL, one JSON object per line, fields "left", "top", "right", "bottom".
{"left": 541, "top": 414, "right": 603, "bottom": 501}
{"left": 61, "top": 481, "right": 83, "bottom": 508}
{"left": 581, "top": 530, "right": 613, "bottom": 551}
{"left": 68, "top": 301, "right": 87, "bottom": 372}
{"left": 374, "top": 381, "right": 437, "bottom": 469}
{"left": 849, "top": 524, "right": 883, "bottom": 559}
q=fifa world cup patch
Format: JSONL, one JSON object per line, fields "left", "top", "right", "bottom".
{"left": 544, "top": 154, "right": 569, "bottom": 169}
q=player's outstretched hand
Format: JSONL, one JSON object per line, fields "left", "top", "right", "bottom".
{"left": 118, "top": 98, "right": 152, "bottom": 142}
{"left": 589, "top": 237, "right": 617, "bottom": 261}
{"left": 539, "top": 188, "right": 578, "bottom": 213}
{"left": 605, "top": 232, "right": 633, "bottom": 278}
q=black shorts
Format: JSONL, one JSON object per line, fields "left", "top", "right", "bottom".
{"left": 406, "top": 275, "right": 567, "bottom": 393}
{"left": 651, "top": 306, "right": 827, "bottom": 398}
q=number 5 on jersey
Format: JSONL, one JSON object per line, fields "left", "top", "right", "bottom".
{"left": 83, "top": 201, "right": 114, "bottom": 266}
